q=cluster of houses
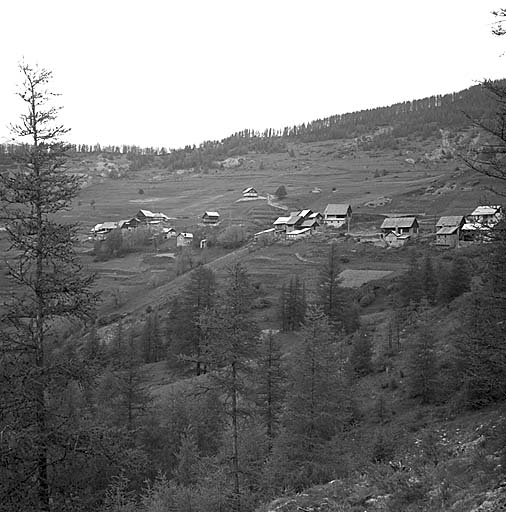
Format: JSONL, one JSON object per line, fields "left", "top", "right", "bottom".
{"left": 91, "top": 208, "right": 224, "bottom": 248}
{"left": 265, "top": 204, "right": 353, "bottom": 241}
{"left": 267, "top": 203, "right": 504, "bottom": 248}
{"left": 91, "top": 209, "right": 175, "bottom": 240}
{"left": 378, "top": 205, "right": 504, "bottom": 248}
{"left": 91, "top": 201, "right": 503, "bottom": 251}
{"left": 91, "top": 186, "right": 261, "bottom": 246}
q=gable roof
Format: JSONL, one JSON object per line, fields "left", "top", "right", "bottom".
{"left": 203, "top": 211, "right": 220, "bottom": 217}
{"left": 137, "top": 210, "right": 169, "bottom": 220}
{"left": 177, "top": 232, "right": 193, "bottom": 238}
{"left": 101, "top": 221, "right": 118, "bottom": 230}
{"left": 242, "top": 186, "right": 257, "bottom": 194}
{"left": 138, "top": 209, "right": 155, "bottom": 217}
{"left": 324, "top": 204, "right": 351, "bottom": 216}
{"left": 286, "top": 215, "right": 302, "bottom": 225}
{"left": 380, "top": 217, "right": 418, "bottom": 229}
{"left": 462, "top": 222, "right": 491, "bottom": 231}
{"left": 436, "top": 226, "right": 459, "bottom": 235}
{"left": 436, "top": 216, "right": 464, "bottom": 228}
{"left": 471, "top": 205, "right": 502, "bottom": 216}
{"left": 274, "top": 216, "right": 291, "bottom": 225}
{"left": 301, "top": 219, "right": 319, "bottom": 228}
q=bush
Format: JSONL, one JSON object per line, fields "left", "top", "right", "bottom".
{"left": 275, "top": 185, "right": 287, "bottom": 199}
{"left": 217, "top": 225, "right": 246, "bottom": 249}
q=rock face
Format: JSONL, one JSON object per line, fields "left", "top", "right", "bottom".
{"left": 221, "top": 157, "right": 244, "bottom": 169}
{"left": 424, "top": 129, "right": 456, "bottom": 161}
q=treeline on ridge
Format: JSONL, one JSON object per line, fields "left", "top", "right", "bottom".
{"left": 0, "top": 80, "right": 501, "bottom": 172}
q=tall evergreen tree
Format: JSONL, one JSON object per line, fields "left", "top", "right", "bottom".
{"left": 440, "top": 255, "right": 471, "bottom": 303}
{"left": 270, "top": 306, "right": 350, "bottom": 490}
{"left": 255, "top": 330, "right": 285, "bottom": 443}
{"left": 399, "top": 252, "right": 423, "bottom": 306}
{"left": 407, "top": 323, "right": 438, "bottom": 404}
{"left": 349, "top": 329, "right": 373, "bottom": 377}
{"left": 421, "top": 253, "right": 437, "bottom": 304}
{"left": 280, "top": 275, "right": 306, "bottom": 331}
{"left": 318, "top": 243, "right": 359, "bottom": 334}
{"left": 0, "top": 63, "right": 97, "bottom": 511}
{"left": 141, "top": 309, "right": 163, "bottom": 363}
{"left": 199, "top": 263, "right": 260, "bottom": 510}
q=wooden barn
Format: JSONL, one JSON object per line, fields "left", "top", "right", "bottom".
{"left": 323, "top": 204, "right": 352, "bottom": 230}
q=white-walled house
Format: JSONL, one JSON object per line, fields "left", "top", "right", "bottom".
{"left": 176, "top": 232, "right": 193, "bottom": 247}
{"left": 323, "top": 204, "right": 352, "bottom": 229}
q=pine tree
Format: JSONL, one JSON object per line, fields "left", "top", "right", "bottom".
{"left": 349, "top": 329, "right": 373, "bottom": 377}
{"left": 444, "top": 256, "right": 471, "bottom": 302}
{"left": 318, "top": 243, "right": 359, "bottom": 334}
{"left": 280, "top": 275, "right": 306, "bottom": 331}
{"left": 399, "top": 252, "right": 423, "bottom": 306}
{"left": 270, "top": 306, "right": 350, "bottom": 490}
{"left": 199, "top": 263, "right": 260, "bottom": 510}
{"left": 256, "top": 330, "right": 285, "bottom": 443}
{"left": 141, "top": 309, "right": 163, "bottom": 363}
{"left": 167, "top": 266, "right": 216, "bottom": 375}
{"left": 117, "top": 330, "right": 150, "bottom": 430}
{"left": 0, "top": 63, "right": 97, "bottom": 511}
{"left": 83, "top": 321, "right": 102, "bottom": 362}
{"left": 421, "top": 253, "right": 437, "bottom": 304}
{"left": 174, "top": 426, "right": 200, "bottom": 486}
{"left": 407, "top": 323, "right": 438, "bottom": 404}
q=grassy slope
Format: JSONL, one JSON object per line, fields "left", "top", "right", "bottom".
{"left": 2, "top": 131, "right": 505, "bottom": 510}
{"left": 51, "top": 130, "right": 500, "bottom": 324}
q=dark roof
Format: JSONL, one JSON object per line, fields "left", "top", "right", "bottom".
{"left": 436, "top": 226, "right": 459, "bottom": 235}
{"left": 380, "top": 217, "right": 418, "bottom": 229}
{"left": 436, "top": 215, "right": 464, "bottom": 228}
{"left": 324, "top": 204, "right": 351, "bottom": 216}
{"left": 286, "top": 215, "right": 302, "bottom": 225}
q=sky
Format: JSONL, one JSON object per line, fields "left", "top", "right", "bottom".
{"left": 0, "top": 1, "right": 505, "bottom": 150}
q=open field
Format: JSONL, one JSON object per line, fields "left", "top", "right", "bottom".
{"left": 1, "top": 133, "right": 502, "bottom": 327}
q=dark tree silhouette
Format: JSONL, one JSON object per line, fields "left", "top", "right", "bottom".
{"left": 0, "top": 63, "right": 97, "bottom": 511}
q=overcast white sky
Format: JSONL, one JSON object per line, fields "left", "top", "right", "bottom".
{"left": 0, "top": 1, "right": 504, "bottom": 149}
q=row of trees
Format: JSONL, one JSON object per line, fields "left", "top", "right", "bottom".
{"left": 1, "top": 76, "right": 496, "bottom": 175}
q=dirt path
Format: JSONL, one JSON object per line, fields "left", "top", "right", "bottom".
{"left": 266, "top": 194, "right": 289, "bottom": 211}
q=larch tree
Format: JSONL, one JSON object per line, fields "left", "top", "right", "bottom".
{"left": 349, "top": 328, "right": 373, "bottom": 377}
{"left": 255, "top": 329, "right": 285, "bottom": 444}
{"left": 318, "top": 242, "right": 359, "bottom": 334}
{"left": 0, "top": 64, "right": 97, "bottom": 511}
{"left": 168, "top": 265, "right": 216, "bottom": 375}
{"left": 270, "top": 306, "right": 350, "bottom": 490}
{"left": 407, "top": 322, "right": 438, "bottom": 404}
{"left": 279, "top": 275, "right": 306, "bottom": 331}
{"left": 199, "top": 263, "right": 260, "bottom": 511}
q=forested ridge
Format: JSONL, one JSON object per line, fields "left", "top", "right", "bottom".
{"left": 0, "top": 80, "right": 502, "bottom": 172}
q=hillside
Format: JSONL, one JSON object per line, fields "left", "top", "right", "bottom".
{"left": 37, "top": 123, "right": 498, "bottom": 324}
{"left": 1, "top": 80, "right": 506, "bottom": 512}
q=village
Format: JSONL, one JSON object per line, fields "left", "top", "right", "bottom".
{"left": 89, "top": 185, "right": 505, "bottom": 253}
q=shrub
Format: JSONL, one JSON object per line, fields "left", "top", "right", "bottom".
{"left": 217, "top": 225, "right": 246, "bottom": 249}
{"left": 275, "top": 185, "right": 287, "bottom": 199}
